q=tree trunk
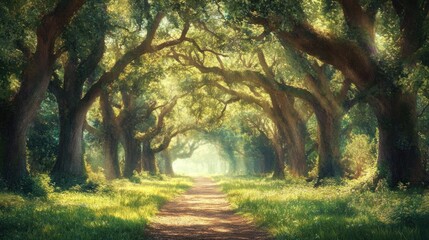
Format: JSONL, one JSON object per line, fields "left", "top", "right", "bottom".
{"left": 285, "top": 127, "right": 308, "bottom": 176}
{"left": 162, "top": 150, "right": 174, "bottom": 176}
{"left": 123, "top": 131, "right": 141, "bottom": 178}
{"left": 257, "top": 135, "right": 276, "bottom": 174}
{"left": 1, "top": 110, "right": 31, "bottom": 185}
{"left": 2, "top": 50, "right": 55, "bottom": 186}
{"left": 271, "top": 91, "right": 307, "bottom": 176}
{"left": 100, "top": 91, "right": 120, "bottom": 179}
{"left": 102, "top": 129, "right": 120, "bottom": 179}
{"left": 142, "top": 141, "right": 157, "bottom": 175}
{"left": 51, "top": 106, "right": 87, "bottom": 181}
{"left": 272, "top": 132, "right": 286, "bottom": 179}
{"left": 371, "top": 91, "right": 425, "bottom": 186}
{"left": 314, "top": 109, "right": 343, "bottom": 178}
{"left": 0, "top": 0, "right": 85, "bottom": 187}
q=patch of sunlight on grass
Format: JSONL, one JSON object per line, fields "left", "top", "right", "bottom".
{"left": 215, "top": 176, "right": 429, "bottom": 240}
{"left": 0, "top": 176, "right": 192, "bottom": 240}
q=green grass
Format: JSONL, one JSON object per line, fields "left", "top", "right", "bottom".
{"left": 0, "top": 176, "right": 192, "bottom": 240}
{"left": 216, "top": 176, "right": 429, "bottom": 240}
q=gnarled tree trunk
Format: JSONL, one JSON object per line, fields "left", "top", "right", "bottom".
{"left": 371, "top": 91, "right": 425, "bottom": 186}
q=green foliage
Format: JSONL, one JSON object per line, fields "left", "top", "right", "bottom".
{"left": 66, "top": 165, "right": 113, "bottom": 194}
{"left": 4, "top": 174, "right": 54, "bottom": 198}
{"left": 63, "top": 0, "right": 110, "bottom": 60}
{"left": 129, "top": 170, "right": 145, "bottom": 184}
{"left": 217, "top": 176, "right": 429, "bottom": 240}
{"left": 346, "top": 103, "right": 378, "bottom": 138}
{"left": 0, "top": 177, "right": 192, "bottom": 240}
{"left": 129, "top": 171, "right": 167, "bottom": 184}
{"left": 27, "top": 93, "right": 59, "bottom": 173}
{"left": 343, "top": 134, "right": 377, "bottom": 179}
{"left": 224, "top": 0, "right": 305, "bottom": 30}
{"left": 29, "top": 174, "right": 55, "bottom": 198}
{"left": 0, "top": 0, "right": 57, "bottom": 102}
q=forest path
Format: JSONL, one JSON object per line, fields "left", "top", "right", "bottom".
{"left": 144, "top": 177, "right": 271, "bottom": 240}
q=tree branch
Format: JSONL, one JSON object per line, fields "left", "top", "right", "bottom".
{"left": 79, "top": 15, "right": 190, "bottom": 112}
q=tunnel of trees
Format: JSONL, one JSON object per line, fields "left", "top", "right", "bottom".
{"left": 1, "top": 0, "right": 429, "bottom": 190}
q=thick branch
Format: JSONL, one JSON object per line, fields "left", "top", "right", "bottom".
{"left": 79, "top": 16, "right": 190, "bottom": 112}
{"left": 84, "top": 120, "right": 102, "bottom": 137}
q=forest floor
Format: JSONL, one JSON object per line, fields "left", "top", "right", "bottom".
{"left": 0, "top": 176, "right": 192, "bottom": 240}
{"left": 216, "top": 176, "right": 429, "bottom": 240}
{"left": 144, "top": 177, "right": 271, "bottom": 240}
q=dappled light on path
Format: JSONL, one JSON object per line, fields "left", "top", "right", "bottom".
{"left": 145, "top": 177, "right": 271, "bottom": 239}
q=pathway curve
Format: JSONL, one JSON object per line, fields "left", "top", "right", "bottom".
{"left": 145, "top": 177, "right": 271, "bottom": 240}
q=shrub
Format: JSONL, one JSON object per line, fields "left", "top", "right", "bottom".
{"left": 17, "top": 174, "right": 54, "bottom": 198}
{"left": 129, "top": 171, "right": 142, "bottom": 183}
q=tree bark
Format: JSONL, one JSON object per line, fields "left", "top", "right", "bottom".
{"left": 314, "top": 108, "right": 343, "bottom": 178}
{"left": 371, "top": 91, "right": 425, "bottom": 186}
{"left": 142, "top": 140, "right": 157, "bottom": 175}
{"left": 271, "top": 92, "right": 307, "bottom": 176}
{"left": 100, "top": 91, "right": 120, "bottom": 179}
{"left": 51, "top": 106, "right": 87, "bottom": 181}
{"left": 1, "top": 111, "right": 29, "bottom": 184}
{"left": 272, "top": 131, "right": 286, "bottom": 179}
{"left": 123, "top": 130, "right": 141, "bottom": 178}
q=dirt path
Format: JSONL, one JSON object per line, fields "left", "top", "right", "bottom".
{"left": 145, "top": 177, "right": 271, "bottom": 240}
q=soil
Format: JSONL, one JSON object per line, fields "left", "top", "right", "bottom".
{"left": 144, "top": 177, "right": 271, "bottom": 240}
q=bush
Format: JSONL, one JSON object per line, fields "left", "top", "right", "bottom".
{"left": 14, "top": 174, "right": 54, "bottom": 198}
{"left": 129, "top": 171, "right": 142, "bottom": 184}
{"left": 66, "top": 164, "right": 113, "bottom": 193}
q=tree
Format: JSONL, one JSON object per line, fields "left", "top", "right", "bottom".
{"left": 136, "top": 95, "right": 195, "bottom": 175}
{"left": 170, "top": 49, "right": 308, "bottom": 177}
{"left": 49, "top": 0, "right": 107, "bottom": 181}
{"left": 239, "top": 112, "right": 278, "bottom": 175}
{"left": 0, "top": 0, "right": 86, "bottom": 187}
{"left": 223, "top": 0, "right": 428, "bottom": 185}
{"left": 49, "top": 1, "right": 191, "bottom": 181}
{"left": 160, "top": 137, "right": 202, "bottom": 176}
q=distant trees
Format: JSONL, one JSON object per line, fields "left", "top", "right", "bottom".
{"left": 159, "top": 136, "right": 202, "bottom": 176}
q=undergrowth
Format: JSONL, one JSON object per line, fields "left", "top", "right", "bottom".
{"left": 0, "top": 174, "right": 192, "bottom": 240}
{"left": 216, "top": 176, "right": 429, "bottom": 240}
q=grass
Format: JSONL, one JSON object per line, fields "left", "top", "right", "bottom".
{"left": 0, "top": 176, "right": 192, "bottom": 240}
{"left": 216, "top": 176, "right": 429, "bottom": 240}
